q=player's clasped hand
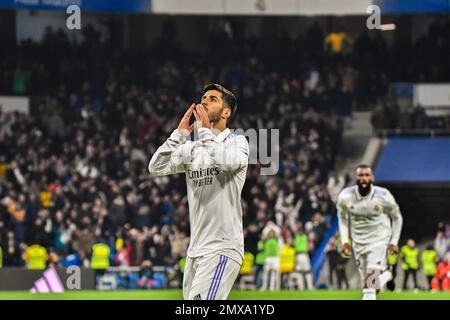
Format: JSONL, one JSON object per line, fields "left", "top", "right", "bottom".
{"left": 193, "top": 104, "right": 211, "bottom": 129}
{"left": 178, "top": 103, "right": 196, "bottom": 136}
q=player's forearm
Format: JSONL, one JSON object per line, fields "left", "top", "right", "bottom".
{"left": 148, "top": 129, "right": 188, "bottom": 176}
{"left": 337, "top": 210, "right": 350, "bottom": 244}
{"left": 198, "top": 128, "right": 248, "bottom": 172}
{"left": 148, "top": 149, "right": 186, "bottom": 176}
{"left": 389, "top": 210, "right": 403, "bottom": 246}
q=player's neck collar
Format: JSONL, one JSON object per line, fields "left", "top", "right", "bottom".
{"left": 355, "top": 185, "right": 374, "bottom": 200}
{"left": 216, "top": 128, "right": 232, "bottom": 142}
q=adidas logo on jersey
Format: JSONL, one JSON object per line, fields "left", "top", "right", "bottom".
{"left": 193, "top": 294, "right": 202, "bottom": 300}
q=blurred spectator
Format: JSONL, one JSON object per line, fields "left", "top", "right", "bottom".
{"left": 421, "top": 245, "right": 438, "bottom": 290}
{"left": 325, "top": 236, "right": 338, "bottom": 288}
{"left": 261, "top": 228, "right": 281, "bottom": 291}
{"left": 335, "top": 250, "right": 349, "bottom": 290}
{"left": 22, "top": 243, "right": 48, "bottom": 270}
{"left": 326, "top": 234, "right": 350, "bottom": 290}
{"left": 434, "top": 227, "right": 449, "bottom": 261}
{"left": 401, "top": 239, "right": 419, "bottom": 290}
{"left": 431, "top": 255, "right": 450, "bottom": 292}
{"left": 311, "top": 212, "right": 328, "bottom": 249}
{"left": 324, "top": 29, "right": 352, "bottom": 55}
{"left": 293, "top": 223, "right": 313, "bottom": 289}
{"left": 4, "top": 231, "right": 22, "bottom": 266}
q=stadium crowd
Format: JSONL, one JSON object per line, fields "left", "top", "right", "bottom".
{"left": 0, "top": 21, "right": 348, "bottom": 278}
{"left": 367, "top": 18, "right": 450, "bottom": 133}
{"left": 370, "top": 102, "right": 450, "bottom": 132}
{"left": 0, "top": 18, "right": 449, "bottom": 290}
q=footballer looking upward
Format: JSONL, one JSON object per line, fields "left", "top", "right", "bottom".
{"left": 148, "top": 84, "right": 249, "bottom": 300}
{"left": 337, "top": 165, "right": 403, "bottom": 300}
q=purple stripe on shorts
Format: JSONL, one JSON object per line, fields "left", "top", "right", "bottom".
{"left": 206, "top": 255, "right": 225, "bottom": 300}
{"left": 210, "top": 256, "right": 228, "bottom": 300}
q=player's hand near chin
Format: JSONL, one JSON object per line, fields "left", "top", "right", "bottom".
{"left": 342, "top": 243, "right": 352, "bottom": 257}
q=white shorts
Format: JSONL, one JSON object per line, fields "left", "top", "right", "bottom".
{"left": 183, "top": 253, "right": 241, "bottom": 300}
{"left": 263, "top": 256, "right": 280, "bottom": 272}
{"left": 295, "top": 253, "right": 311, "bottom": 272}
{"left": 355, "top": 244, "right": 388, "bottom": 285}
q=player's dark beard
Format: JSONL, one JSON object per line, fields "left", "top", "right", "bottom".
{"left": 357, "top": 181, "right": 372, "bottom": 197}
{"left": 208, "top": 107, "right": 223, "bottom": 123}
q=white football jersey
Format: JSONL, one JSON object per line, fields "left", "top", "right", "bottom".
{"left": 337, "top": 185, "right": 403, "bottom": 256}
{"left": 149, "top": 127, "right": 249, "bottom": 264}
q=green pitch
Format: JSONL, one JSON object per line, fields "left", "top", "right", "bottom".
{"left": 0, "top": 290, "right": 449, "bottom": 300}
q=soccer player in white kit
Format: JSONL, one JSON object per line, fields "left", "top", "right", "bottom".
{"left": 337, "top": 165, "right": 403, "bottom": 300}
{"left": 148, "top": 84, "right": 249, "bottom": 300}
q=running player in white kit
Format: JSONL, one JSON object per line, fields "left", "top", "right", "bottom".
{"left": 337, "top": 164, "right": 403, "bottom": 300}
{"left": 148, "top": 84, "right": 249, "bottom": 300}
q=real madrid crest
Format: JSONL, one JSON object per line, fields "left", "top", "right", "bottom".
{"left": 374, "top": 204, "right": 380, "bottom": 212}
